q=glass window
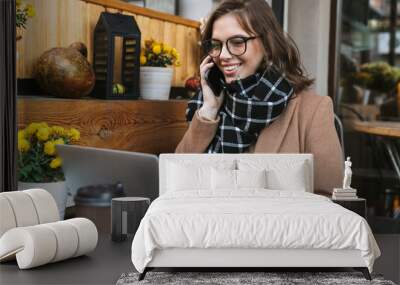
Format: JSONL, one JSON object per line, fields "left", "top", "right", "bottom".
{"left": 337, "top": 0, "right": 400, "bottom": 233}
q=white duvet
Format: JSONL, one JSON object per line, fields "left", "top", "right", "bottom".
{"left": 131, "top": 190, "right": 380, "bottom": 273}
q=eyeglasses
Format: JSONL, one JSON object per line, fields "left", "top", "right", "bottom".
{"left": 202, "top": 36, "right": 260, "bottom": 58}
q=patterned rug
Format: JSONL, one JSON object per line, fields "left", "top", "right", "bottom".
{"left": 116, "top": 271, "right": 396, "bottom": 285}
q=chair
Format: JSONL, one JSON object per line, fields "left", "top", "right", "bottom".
{"left": 0, "top": 189, "right": 98, "bottom": 269}
{"left": 337, "top": 104, "right": 400, "bottom": 221}
{"left": 337, "top": 105, "right": 385, "bottom": 179}
{"left": 334, "top": 113, "right": 345, "bottom": 160}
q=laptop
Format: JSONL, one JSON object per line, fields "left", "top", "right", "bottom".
{"left": 56, "top": 144, "right": 159, "bottom": 207}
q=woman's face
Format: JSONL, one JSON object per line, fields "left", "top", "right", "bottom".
{"left": 211, "top": 13, "right": 265, "bottom": 83}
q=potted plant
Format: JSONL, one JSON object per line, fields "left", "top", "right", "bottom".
{"left": 347, "top": 62, "right": 400, "bottom": 105}
{"left": 16, "top": 0, "right": 35, "bottom": 42}
{"left": 139, "top": 39, "right": 180, "bottom": 100}
{"left": 17, "top": 122, "right": 80, "bottom": 219}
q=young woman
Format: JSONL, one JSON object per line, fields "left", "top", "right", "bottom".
{"left": 176, "top": 0, "right": 343, "bottom": 195}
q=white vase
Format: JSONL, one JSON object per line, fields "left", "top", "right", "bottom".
{"left": 140, "top": 66, "right": 173, "bottom": 100}
{"left": 18, "top": 181, "right": 68, "bottom": 220}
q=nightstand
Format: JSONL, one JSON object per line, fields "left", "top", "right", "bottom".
{"left": 332, "top": 198, "right": 367, "bottom": 219}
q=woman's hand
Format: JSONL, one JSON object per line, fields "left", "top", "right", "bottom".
{"left": 199, "top": 56, "right": 225, "bottom": 120}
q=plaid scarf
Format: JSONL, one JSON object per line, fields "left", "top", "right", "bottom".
{"left": 186, "top": 67, "right": 294, "bottom": 153}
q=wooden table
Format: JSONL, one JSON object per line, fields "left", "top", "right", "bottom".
{"left": 352, "top": 121, "right": 400, "bottom": 138}
{"left": 352, "top": 120, "right": 400, "bottom": 182}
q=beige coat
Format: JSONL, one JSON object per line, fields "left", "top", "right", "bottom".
{"left": 175, "top": 90, "right": 344, "bottom": 195}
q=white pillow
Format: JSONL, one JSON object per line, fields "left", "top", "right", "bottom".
{"left": 211, "top": 168, "right": 236, "bottom": 190}
{"left": 266, "top": 165, "right": 307, "bottom": 191}
{"left": 237, "top": 159, "right": 309, "bottom": 192}
{"left": 167, "top": 160, "right": 235, "bottom": 191}
{"left": 211, "top": 168, "right": 267, "bottom": 190}
{"left": 236, "top": 169, "right": 267, "bottom": 189}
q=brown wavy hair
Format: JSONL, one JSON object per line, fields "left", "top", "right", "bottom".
{"left": 202, "top": 0, "right": 314, "bottom": 94}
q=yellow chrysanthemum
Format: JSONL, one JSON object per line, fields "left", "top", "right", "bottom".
{"left": 36, "top": 127, "right": 50, "bottom": 141}
{"left": 18, "top": 130, "right": 26, "bottom": 140}
{"left": 175, "top": 60, "right": 181, "bottom": 67}
{"left": 68, "top": 128, "right": 80, "bottom": 141}
{"left": 26, "top": 4, "right": 36, "bottom": 18}
{"left": 51, "top": 126, "right": 65, "bottom": 136}
{"left": 171, "top": 48, "right": 178, "bottom": 58}
{"left": 25, "top": 122, "right": 41, "bottom": 136}
{"left": 50, "top": 157, "right": 62, "bottom": 169}
{"left": 140, "top": 55, "right": 147, "bottom": 65}
{"left": 163, "top": 44, "right": 172, "bottom": 53}
{"left": 152, "top": 44, "right": 161, "bottom": 55}
{"left": 44, "top": 141, "right": 56, "bottom": 156}
{"left": 54, "top": 138, "right": 65, "bottom": 145}
{"left": 18, "top": 138, "right": 30, "bottom": 152}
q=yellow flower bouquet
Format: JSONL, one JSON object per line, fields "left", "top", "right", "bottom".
{"left": 140, "top": 39, "right": 180, "bottom": 67}
{"left": 16, "top": 0, "right": 35, "bottom": 28}
{"left": 18, "top": 122, "right": 80, "bottom": 183}
{"left": 16, "top": 0, "right": 36, "bottom": 41}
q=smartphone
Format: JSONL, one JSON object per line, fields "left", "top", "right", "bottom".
{"left": 205, "top": 64, "right": 225, "bottom": 97}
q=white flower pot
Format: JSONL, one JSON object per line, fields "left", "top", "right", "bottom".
{"left": 140, "top": 66, "right": 173, "bottom": 100}
{"left": 18, "top": 181, "right": 68, "bottom": 220}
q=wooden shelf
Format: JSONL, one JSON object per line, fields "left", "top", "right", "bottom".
{"left": 84, "top": 0, "right": 200, "bottom": 28}
{"left": 17, "top": 96, "right": 189, "bottom": 154}
{"left": 16, "top": 0, "right": 201, "bottom": 87}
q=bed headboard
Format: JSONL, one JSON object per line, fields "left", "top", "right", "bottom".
{"left": 159, "top": 153, "right": 314, "bottom": 195}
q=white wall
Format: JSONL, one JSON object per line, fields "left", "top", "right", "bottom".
{"left": 179, "top": 0, "right": 214, "bottom": 21}
{"left": 179, "top": 0, "right": 272, "bottom": 21}
{"left": 286, "top": 0, "right": 331, "bottom": 96}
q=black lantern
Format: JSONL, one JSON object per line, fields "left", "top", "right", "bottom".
{"left": 92, "top": 12, "right": 141, "bottom": 99}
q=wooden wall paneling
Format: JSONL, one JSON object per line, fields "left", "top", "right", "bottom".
{"left": 58, "top": 0, "right": 87, "bottom": 48}
{"left": 45, "top": 0, "right": 58, "bottom": 48}
{"left": 86, "top": 3, "right": 105, "bottom": 65}
{"left": 18, "top": 0, "right": 57, "bottom": 77}
{"left": 148, "top": 18, "right": 163, "bottom": 43}
{"left": 162, "top": 21, "right": 177, "bottom": 85}
{"left": 186, "top": 27, "right": 200, "bottom": 79}
{"left": 175, "top": 24, "right": 186, "bottom": 86}
{"left": 16, "top": 29, "right": 25, "bottom": 76}
{"left": 40, "top": 0, "right": 58, "bottom": 72}
{"left": 17, "top": 0, "right": 31, "bottom": 77}
{"left": 135, "top": 15, "right": 151, "bottom": 44}
{"left": 162, "top": 21, "right": 176, "bottom": 52}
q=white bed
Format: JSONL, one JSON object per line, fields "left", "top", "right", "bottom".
{"left": 131, "top": 154, "right": 380, "bottom": 280}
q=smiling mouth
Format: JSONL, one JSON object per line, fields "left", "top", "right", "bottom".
{"left": 222, "top": 64, "right": 241, "bottom": 74}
